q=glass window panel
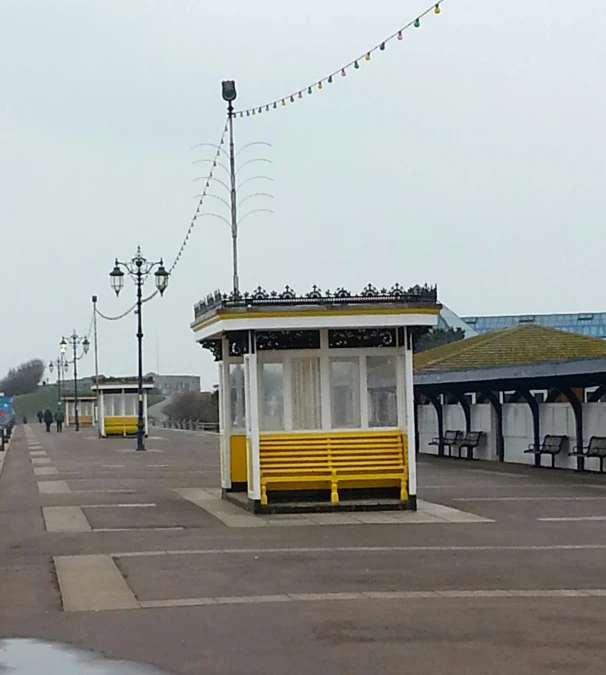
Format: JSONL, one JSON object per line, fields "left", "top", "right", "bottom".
{"left": 260, "top": 363, "right": 284, "bottom": 431}
{"left": 291, "top": 358, "right": 321, "bottom": 430}
{"left": 126, "top": 394, "right": 137, "bottom": 416}
{"left": 366, "top": 355, "right": 398, "bottom": 428}
{"left": 330, "top": 358, "right": 361, "bottom": 429}
{"left": 105, "top": 394, "right": 118, "bottom": 416}
{"left": 229, "top": 364, "right": 246, "bottom": 430}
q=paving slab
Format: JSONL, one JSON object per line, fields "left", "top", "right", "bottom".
{"left": 54, "top": 555, "right": 139, "bottom": 611}
{"left": 38, "top": 480, "right": 71, "bottom": 494}
{"left": 33, "top": 467, "right": 59, "bottom": 476}
{"left": 43, "top": 506, "right": 92, "bottom": 532}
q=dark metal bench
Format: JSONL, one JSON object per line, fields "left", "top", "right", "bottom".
{"left": 569, "top": 436, "right": 606, "bottom": 473}
{"left": 524, "top": 434, "right": 567, "bottom": 468}
{"left": 454, "top": 431, "right": 484, "bottom": 460}
{"left": 429, "top": 429, "right": 462, "bottom": 457}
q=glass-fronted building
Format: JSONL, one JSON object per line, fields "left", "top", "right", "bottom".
{"left": 462, "top": 313, "right": 606, "bottom": 340}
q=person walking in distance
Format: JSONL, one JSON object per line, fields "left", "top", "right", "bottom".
{"left": 37, "top": 410, "right": 44, "bottom": 424}
{"left": 55, "top": 406, "right": 64, "bottom": 433}
{"left": 43, "top": 408, "right": 54, "bottom": 433}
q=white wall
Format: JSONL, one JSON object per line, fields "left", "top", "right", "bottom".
{"left": 418, "top": 403, "right": 439, "bottom": 456}
{"left": 418, "top": 401, "right": 606, "bottom": 473}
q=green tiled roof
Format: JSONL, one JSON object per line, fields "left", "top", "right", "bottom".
{"left": 414, "top": 324, "right": 606, "bottom": 373}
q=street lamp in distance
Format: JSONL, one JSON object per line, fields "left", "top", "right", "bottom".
{"left": 59, "top": 332, "right": 90, "bottom": 431}
{"left": 109, "top": 247, "right": 169, "bottom": 451}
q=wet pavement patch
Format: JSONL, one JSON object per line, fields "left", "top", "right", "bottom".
{"left": 0, "top": 639, "right": 174, "bottom": 674}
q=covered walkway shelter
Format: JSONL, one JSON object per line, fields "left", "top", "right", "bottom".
{"left": 414, "top": 325, "right": 606, "bottom": 472}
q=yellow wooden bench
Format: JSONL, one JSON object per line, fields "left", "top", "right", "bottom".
{"left": 259, "top": 431, "right": 407, "bottom": 505}
{"left": 78, "top": 415, "right": 93, "bottom": 426}
{"left": 104, "top": 416, "right": 138, "bottom": 437}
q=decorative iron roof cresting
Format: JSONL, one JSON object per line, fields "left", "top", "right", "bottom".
{"left": 194, "top": 284, "right": 438, "bottom": 321}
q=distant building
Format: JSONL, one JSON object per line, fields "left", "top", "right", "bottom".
{"left": 145, "top": 373, "right": 200, "bottom": 395}
{"left": 436, "top": 306, "right": 606, "bottom": 341}
{"left": 437, "top": 306, "right": 478, "bottom": 338}
{"left": 462, "top": 312, "right": 606, "bottom": 340}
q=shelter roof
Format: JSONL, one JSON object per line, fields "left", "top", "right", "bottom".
{"left": 414, "top": 325, "right": 606, "bottom": 374}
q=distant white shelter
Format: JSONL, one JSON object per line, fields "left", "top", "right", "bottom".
{"left": 62, "top": 395, "right": 96, "bottom": 427}
{"left": 92, "top": 377, "right": 155, "bottom": 437}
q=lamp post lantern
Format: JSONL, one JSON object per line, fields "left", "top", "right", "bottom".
{"left": 60, "top": 332, "right": 90, "bottom": 431}
{"left": 109, "top": 247, "right": 169, "bottom": 451}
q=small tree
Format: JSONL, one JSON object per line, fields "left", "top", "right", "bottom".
{"left": 163, "top": 391, "right": 219, "bottom": 424}
{"left": 0, "top": 359, "right": 46, "bottom": 396}
{"left": 414, "top": 327, "right": 465, "bottom": 353}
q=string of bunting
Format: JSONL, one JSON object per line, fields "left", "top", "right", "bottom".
{"left": 95, "top": 302, "right": 141, "bottom": 322}
{"left": 235, "top": 1, "right": 444, "bottom": 117}
{"left": 86, "top": 307, "right": 95, "bottom": 338}
{"left": 95, "top": 119, "right": 230, "bottom": 322}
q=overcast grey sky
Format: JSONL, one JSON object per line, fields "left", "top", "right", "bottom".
{"left": 2, "top": 0, "right": 604, "bottom": 388}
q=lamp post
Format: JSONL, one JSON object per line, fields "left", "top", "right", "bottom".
{"left": 60, "top": 332, "right": 90, "bottom": 431}
{"left": 92, "top": 295, "right": 100, "bottom": 426}
{"left": 109, "top": 247, "right": 169, "bottom": 451}
{"left": 48, "top": 356, "right": 68, "bottom": 405}
{"left": 221, "top": 79, "right": 239, "bottom": 295}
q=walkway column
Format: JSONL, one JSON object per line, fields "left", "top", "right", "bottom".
{"left": 560, "top": 387, "right": 584, "bottom": 472}
{"left": 484, "top": 390, "right": 505, "bottom": 462}
{"left": 519, "top": 390, "right": 540, "bottom": 467}
{"left": 424, "top": 391, "right": 444, "bottom": 456}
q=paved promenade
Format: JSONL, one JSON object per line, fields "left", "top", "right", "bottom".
{"left": 2, "top": 424, "right": 606, "bottom": 673}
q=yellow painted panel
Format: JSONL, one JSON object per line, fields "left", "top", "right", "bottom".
{"left": 230, "top": 435, "right": 248, "bottom": 483}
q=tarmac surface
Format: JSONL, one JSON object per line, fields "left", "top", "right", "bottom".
{"left": 1, "top": 423, "right": 606, "bottom": 674}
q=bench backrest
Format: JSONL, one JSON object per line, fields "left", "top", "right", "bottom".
{"left": 587, "top": 437, "right": 606, "bottom": 453}
{"left": 104, "top": 416, "right": 138, "bottom": 433}
{"left": 260, "top": 435, "right": 332, "bottom": 473}
{"left": 461, "top": 431, "right": 482, "bottom": 445}
{"left": 443, "top": 430, "right": 461, "bottom": 443}
{"left": 260, "top": 431, "right": 407, "bottom": 476}
{"left": 542, "top": 435, "right": 566, "bottom": 451}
